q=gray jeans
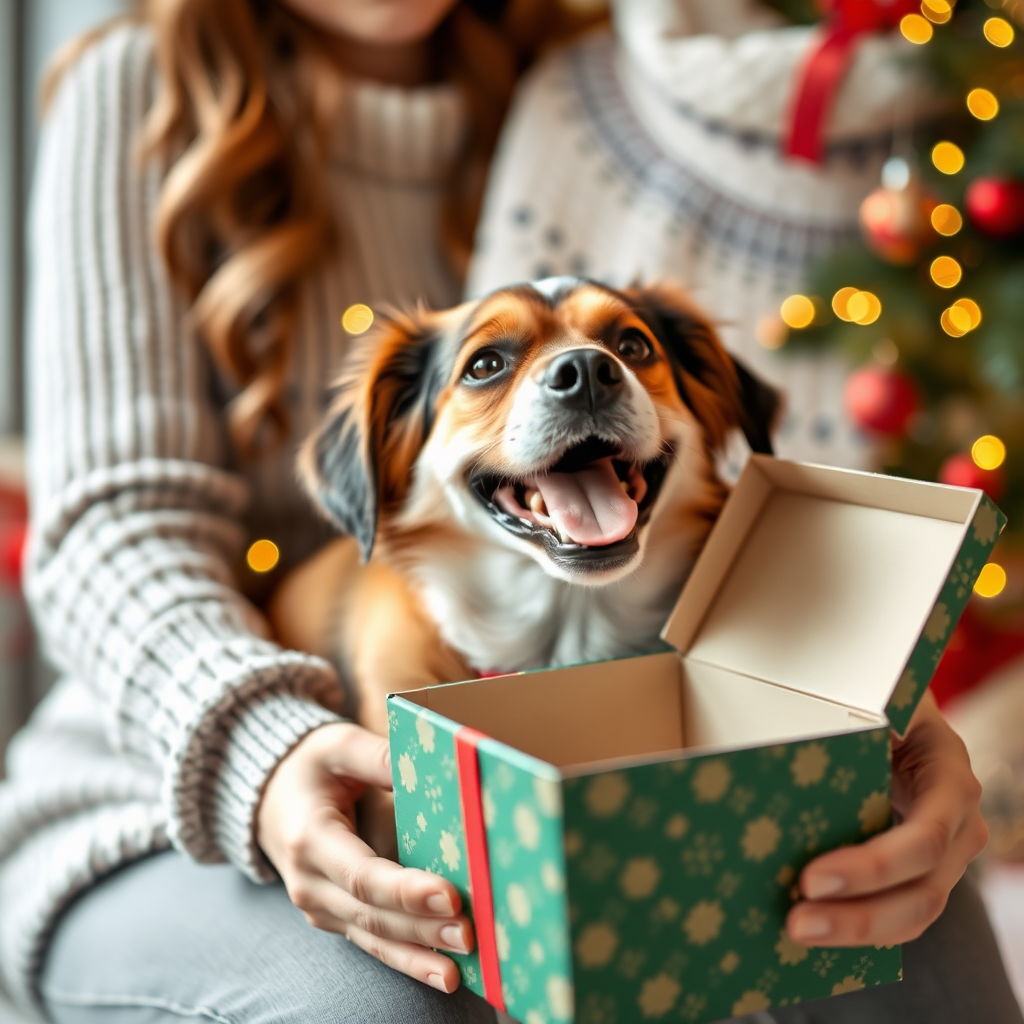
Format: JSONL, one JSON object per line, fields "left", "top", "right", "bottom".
{"left": 40, "top": 852, "right": 1022, "bottom": 1024}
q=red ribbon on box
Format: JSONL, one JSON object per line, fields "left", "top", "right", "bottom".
{"left": 454, "top": 726, "right": 506, "bottom": 1011}
{"left": 784, "top": 0, "right": 920, "bottom": 164}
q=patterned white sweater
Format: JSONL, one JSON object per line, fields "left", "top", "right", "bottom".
{"left": 469, "top": 0, "right": 925, "bottom": 472}
{"left": 0, "top": 24, "right": 466, "bottom": 1015}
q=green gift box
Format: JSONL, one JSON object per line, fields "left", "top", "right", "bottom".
{"left": 388, "top": 457, "right": 1004, "bottom": 1024}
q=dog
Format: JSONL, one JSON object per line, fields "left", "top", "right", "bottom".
{"left": 271, "top": 278, "right": 778, "bottom": 749}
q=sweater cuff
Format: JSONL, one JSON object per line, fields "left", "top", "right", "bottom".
{"left": 211, "top": 690, "right": 345, "bottom": 881}
{"left": 160, "top": 632, "right": 346, "bottom": 881}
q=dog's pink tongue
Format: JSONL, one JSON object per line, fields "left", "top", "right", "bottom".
{"left": 533, "top": 457, "right": 638, "bottom": 546}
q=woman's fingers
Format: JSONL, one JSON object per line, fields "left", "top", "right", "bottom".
{"left": 259, "top": 719, "right": 477, "bottom": 984}
{"left": 790, "top": 816, "right": 986, "bottom": 946}
{"left": 295, "top": 875, "right": 474, "bottom": 953}
{"left": 345, "top": 924, "right": 464, "bottom": 993}
{"left": 307, "top": 722, "right": 394, "bottom": 790}
{"left": 314, "top": 815, "right": 464, "bottom": 917}
{"left": 800, "top": 783, "right": 970, "bottom": 900}
{"left": 788, "top": 869, "right": 958, "bottom": 947}
{"left": 800, "top": 698, "right": 986, "bottom": 907}
{"left": 787, "top": 696, "right": 990, "bottom": 950}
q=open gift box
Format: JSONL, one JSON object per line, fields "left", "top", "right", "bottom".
{"left": 388, "top": 456, "right": 1005, "bottom": 1024}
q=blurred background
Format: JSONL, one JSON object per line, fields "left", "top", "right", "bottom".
{"left": 1, "top": 0, "right": 1023, "bottom": 1019}
{"left": 1, "top": 0, "right": 128, "bottom": 775}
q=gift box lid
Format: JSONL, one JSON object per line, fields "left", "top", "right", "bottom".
{"left": 661, "top": 457, "right": 1005, "bottom": 737}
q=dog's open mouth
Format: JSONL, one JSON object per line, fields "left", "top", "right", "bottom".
{"left": 469, "top": 436, "right": 671, "bottom": 564}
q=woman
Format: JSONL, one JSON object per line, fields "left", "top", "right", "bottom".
{"left": 0, "top": 1, "right": 576, "bottom": 1020}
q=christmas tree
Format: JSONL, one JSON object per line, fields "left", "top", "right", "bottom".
{"left": 771, "top": 0, "right": 1022, "bottom": 609}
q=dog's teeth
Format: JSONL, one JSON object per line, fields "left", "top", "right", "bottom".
{"left": 556, "top": 524, "right": 572, "bottom": 544}
{"left": 527, "top": 490, "right": 547, "bottom": 515}
{"left": 518, "top": 517, "right": 533, "bottom": 528}
{"left": 620, "top": 479, "right": 630, "bottom": 494}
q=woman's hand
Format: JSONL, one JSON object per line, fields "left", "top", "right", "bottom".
{"left": 787, "top": 691, "right": 988, "bottom": 947}
{"left": 258, "top": 722, "right": 474, "bottom": 992}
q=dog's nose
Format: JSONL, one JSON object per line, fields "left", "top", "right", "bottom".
{"left": 544, "top": 349, "right": 624, "bottom": 410}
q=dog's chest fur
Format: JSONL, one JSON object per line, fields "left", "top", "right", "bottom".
{"left": 403, "top": 519, "right": 699, "bottom": 675}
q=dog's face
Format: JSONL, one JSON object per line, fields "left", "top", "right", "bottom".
{"left": 302, "top": 279, "right": 778, "bottom": 584}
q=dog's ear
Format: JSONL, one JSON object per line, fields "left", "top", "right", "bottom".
{"left": 299, "top": 311, "right": 445, "bottom": 560}
{"left": 623, "top": 283, "right": 781, "bottom": 455}
{"left": 730, "top": 357, "right": 780, "bottom": 456}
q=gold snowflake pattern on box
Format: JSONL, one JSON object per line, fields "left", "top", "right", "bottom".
{"left": 564, "top": 729, "right": 900, "bottom": 1023}
{"left": 885, "top": 495, "right": 1005, "bottom": 736}
{"left": 388, "top": 700, "right": 484, "bottom": 994}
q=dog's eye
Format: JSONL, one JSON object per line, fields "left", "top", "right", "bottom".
{"left": 465, "top": 350, "right": 506, "bottom": 381}
{"left": 618, "top": 330, "right": 652, "bottom": 362}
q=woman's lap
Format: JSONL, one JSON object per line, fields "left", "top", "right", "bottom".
{"left": 39, "top": 853, "right": 1021, "bottom": 1024}
{"left": 39, "top": 851, "right": 497, "bottom": 1024}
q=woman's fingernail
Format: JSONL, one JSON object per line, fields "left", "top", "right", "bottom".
{"left": 440, "top": 924, "right": 469, "bottom": 953}
{"left": 804, "top": 874, "right": 845, "bottom": 899}
{"left": 426, "top": 893, "right": 454, "bottom": 915}
{"left": 791, "top": 914, "right": 832, "bottom": 942}
{"left": 428, "top": 973, "right": 452, "bottom": 993}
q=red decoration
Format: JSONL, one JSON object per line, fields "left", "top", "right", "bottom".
{"left": 0, "top": 523, "right": 26, "bottom": 589}
{"left": 785, "top": 0, "right": 919, "bottom": 163}
{"left": 964, "top": 177, "right": 1024, "bottom": 238}
{"left": 931, "top": 605, "right": 1024, "bottom": 709}
{"left": 845, "top": 366, "right": 919, "bottom": 435}
{"left": 0, "top": 482, "right": 27, "bottom": 590}
{"left": 859, "top": 185, "right": 936, "bottom": 264}
{"left": 939, "top": 452, "right": 1006, "bottom": 502}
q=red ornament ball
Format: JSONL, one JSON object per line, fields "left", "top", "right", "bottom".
{"left": 964, "top": 177, "right": 1024, "bottom": 239}
{"left": 938, "top": 452, "right": 1005, "bottom": 501}
{"left": 844, "top": 366, "right": 919, "bottom": 436}
{"left": 0, "top": 523, "right": 26, "bottom": 588}
{"left": 859, "top": 186, "right": 935, "bottom": 264}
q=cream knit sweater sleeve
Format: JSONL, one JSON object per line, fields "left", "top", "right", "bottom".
{"left": 23, "top": 27, "right": 342, "bottom": 882}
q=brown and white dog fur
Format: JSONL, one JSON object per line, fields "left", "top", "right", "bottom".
{"left": 270, "top": 279, "right": 778, "bottom": 842}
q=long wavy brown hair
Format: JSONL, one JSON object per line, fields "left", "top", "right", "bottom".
{"left": 45, "top": 0, "right": 601, "bottom": 458}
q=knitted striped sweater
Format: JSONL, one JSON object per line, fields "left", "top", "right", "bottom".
{"left": 0, "top": 24, "right": 466, "bottom": 1014}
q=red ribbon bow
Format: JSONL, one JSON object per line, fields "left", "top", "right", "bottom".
{"left": 785, "top": 0, "right": 921, "bottom": 164}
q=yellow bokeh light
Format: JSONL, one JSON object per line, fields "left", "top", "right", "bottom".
{"left": 847, "top": 290, "right": 882, "bottom": 325}
{"left": 931, "top": 204, "right": 963, "bottom": 236}
{"left": 984, "top": 16, "right": 1015, "bottom": 47}
{"left": 922, "top": 0, "right": 952, "bottom": 24}
{"left": 342, "top": 303, "right": 375, "bottom": 335}
{"left": 932, "top": 141, "right": 965, "bottom": 174}
{"left": 941, "top": 306, "right": 972, "bottom": 337}
{"left": 967, "top": 88, "right": 1000, "bottom": 120}
{"left": 930, "top": 255, "right": 963, "bottom": 288}
{"left": 247, "top": 539, "right": 280, "bottom": 573}
{"left": 901, "top": 13, "right": 934, "bottom": 42}
{"left": 832, "top": 286, "right": 860, "bottom": 322}
{"left": 780, "top": 294, "right": 815, "bottom": 329}
{"left": 954, "top": 297, "right": 982, "bottom": 328}
{"left": 974, "top": 562, "right": 1007, "bottom": 598}
{"left": 972, "top": 434, "right": 1006, "bottom": 469}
